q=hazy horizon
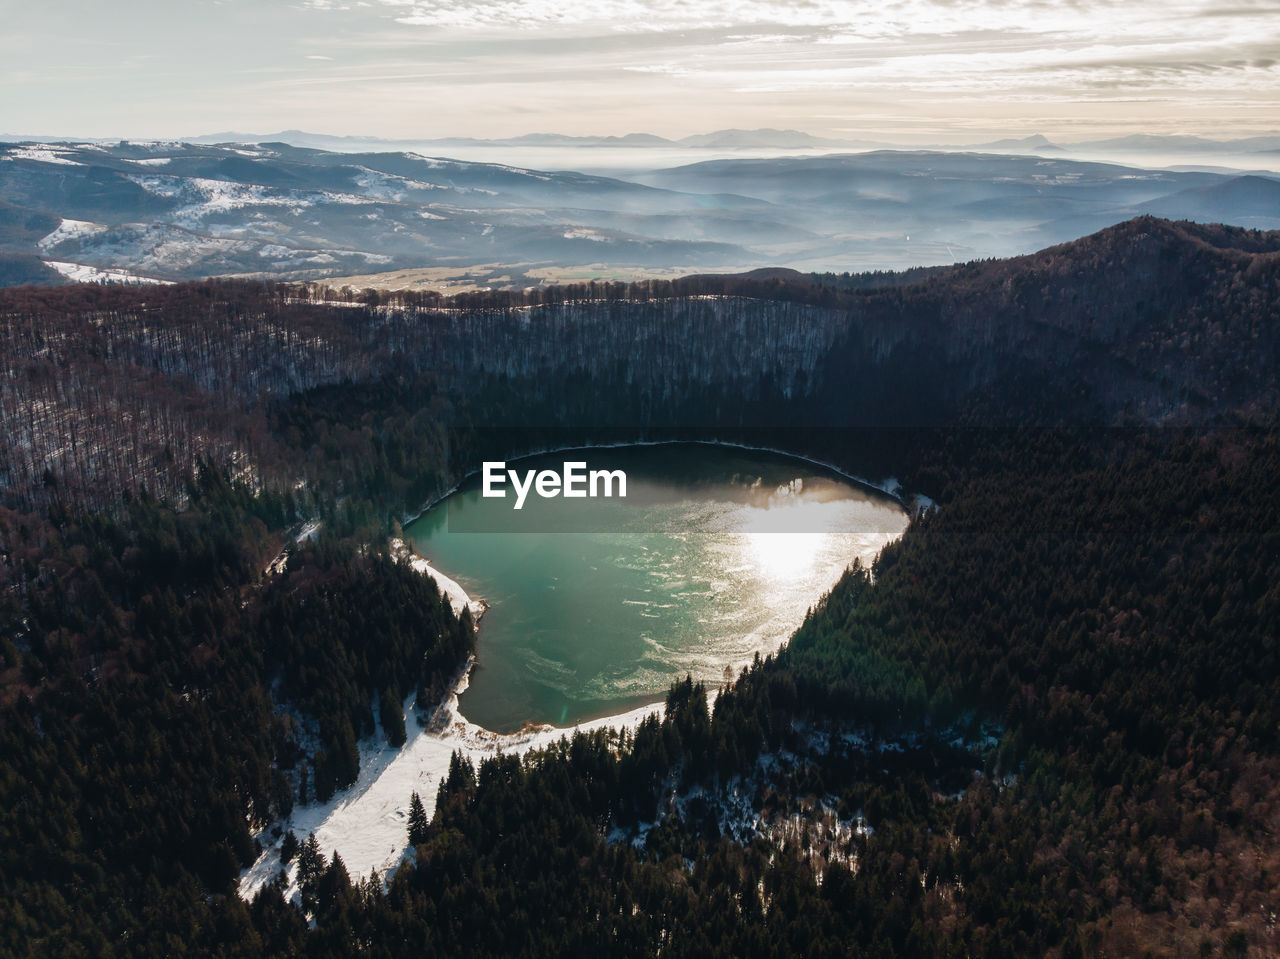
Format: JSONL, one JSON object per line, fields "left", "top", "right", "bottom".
{"left": 5, "top": 128, "right": 1278, "bottom": 183}
{"left": 7, "top": 125, "right": 1280, "bottom": 149}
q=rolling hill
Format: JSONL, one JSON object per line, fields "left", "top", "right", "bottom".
{"left": 3, "top": 140, "right": 1278, "bottom": 285}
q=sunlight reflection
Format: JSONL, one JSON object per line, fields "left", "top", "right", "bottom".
{"left": 735, "top": 498, "right": 845, "bottom": 582}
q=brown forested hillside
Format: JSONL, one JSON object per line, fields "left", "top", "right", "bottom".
{"left": 1, "top": 218, "right": 1276, "bottom": 515}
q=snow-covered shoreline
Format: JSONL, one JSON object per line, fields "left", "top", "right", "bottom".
{"left": 238, "top": 669, "right": 665, "bottom": 902}
{"left": 238, "top": 544, "right": 665, "bottom": 903}
{"left": 388, "top": 536, "right": 486, "bottom": 620}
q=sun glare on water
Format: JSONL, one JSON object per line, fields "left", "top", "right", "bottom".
{"left": 734, "top": 487, "right": 856, "bottom": 583}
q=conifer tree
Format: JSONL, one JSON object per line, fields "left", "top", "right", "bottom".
{"left": 297, "top": 832, "right": 324, "bottom": 912}
{"left": 279, "top": 830, "right": 299, "bottom": 865}
{"left": 317, "top": 851, "right": 352, "bottom": 916}
{"left": 407, "top": 790, "right": 428, "bottom": 846}
{"left": 380, "top": 686, "right": 406, "bottom": 747}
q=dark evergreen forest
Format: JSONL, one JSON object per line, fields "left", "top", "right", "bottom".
{"left": 1, "top": 217, "right": 1278, "bottom": 956}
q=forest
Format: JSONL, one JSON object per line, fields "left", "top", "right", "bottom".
{"left": 1, "top": 217, "right": 1278, "bottom": 956}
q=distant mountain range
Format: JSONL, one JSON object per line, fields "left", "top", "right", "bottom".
{"left": 2, "top": 139, "right": 1277, "bottom": 287}
{"left": 1079, "top": 133, "right": 1280, "bottom": 154}
{"left": 175, "top": 128, "right": 866, "bottom": 152}
{"left": 170, "top": 128, "right": 1280, "bottom": 155}
{"left": 1139, "top": 175, "right": 1280, "bottom": 225}
{"left": 963, "top": 134, "right": 1064, "bottom": 153}
{"left": 963, "top": 133, "right": 1280, "bottom": 156}
{"left": 9, "top": 128, "right": 1280, "bottom": 160}
{"left": 630, "top": 150, "right": 1280, "bottom": 263}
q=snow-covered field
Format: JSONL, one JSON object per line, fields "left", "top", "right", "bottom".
{"left": 238, "top": 540, "right": 664, "bottom": 902}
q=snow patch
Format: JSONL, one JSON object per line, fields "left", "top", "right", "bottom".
{"left": 353, "top": 167, "right": 443, "bottom": 200}
{"left": 44, "top": 261, "right": 172, "bottom": 285}
{"left": 37, "top": 219, "right": 109, "bottom": 252}
{"left": 123, "top": 174, "right": 385, "bottom": 228}
{"left": 295, "top": 521, "right": 322, "bottom": 543}
{"left": 6, "top": 146, "right": 84, "bottom": 166}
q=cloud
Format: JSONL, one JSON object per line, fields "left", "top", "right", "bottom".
{"left": 340, "top": 0, "right": 1280, "bottom": 107}
{"left": 8, "top": 0, "right": 1279, "bottom": 142}
{"left": 377, "top": 0, "right": 983, "bottom": 31}
{"left": 357, "top": 0, "right": 1272, "bottom": 40}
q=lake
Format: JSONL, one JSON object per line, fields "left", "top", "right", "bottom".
{"left": 404, "top": 444, "right": 907, "bottom": 732}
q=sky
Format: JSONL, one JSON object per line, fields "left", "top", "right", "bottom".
{"left": 2, "top": 0, "right": 1277, "bottom": 143}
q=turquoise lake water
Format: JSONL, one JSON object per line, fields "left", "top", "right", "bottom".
{"left": 405, "top": 444, "right": 906, "bottom": 732}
